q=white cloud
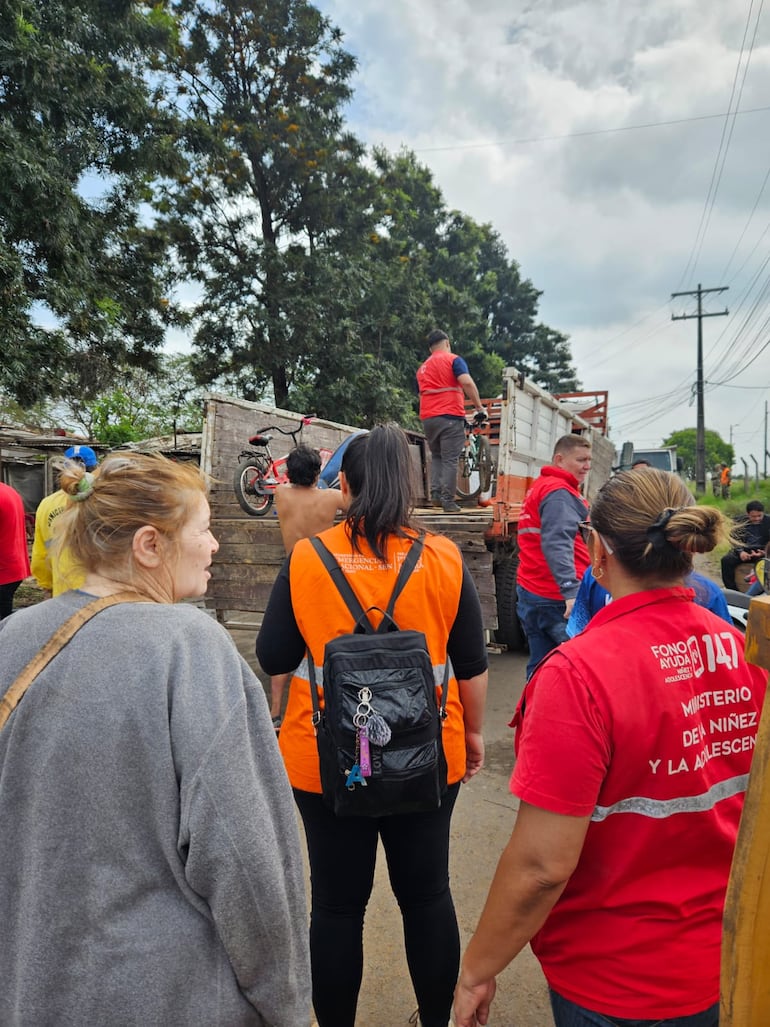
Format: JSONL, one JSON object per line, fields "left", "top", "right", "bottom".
{"left": 317, "top": 0, "right": 770, "bottom": 464}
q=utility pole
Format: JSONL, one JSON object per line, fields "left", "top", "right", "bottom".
{"left": 671, "top": 283, "right": 729, "bottom": 494}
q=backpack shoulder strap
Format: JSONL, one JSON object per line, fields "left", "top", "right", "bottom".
{"left": 0, "top": 592, "right": 147, "bottom": 732}
{"left": 382, "top": 534, "right": 424, "bottom": 623}
{"left": 309, "top": 536, "right": 370, "bottom": 629}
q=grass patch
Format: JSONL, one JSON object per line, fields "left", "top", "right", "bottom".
{"left": 14, "top": 579, "right": 46, "bottom": 610}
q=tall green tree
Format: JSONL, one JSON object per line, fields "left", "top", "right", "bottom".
{"left": 662, "top": 428, "right": 734, "bottom": 480}
{"left": 0, "top": 0, "right": 181, "bottom": 405}
{"left": 162, "top": 0, "right": 372, "bottom": 408}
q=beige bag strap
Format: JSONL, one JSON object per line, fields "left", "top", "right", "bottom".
{"left": 0, "top": 592, "right": 147, "bottom": 731}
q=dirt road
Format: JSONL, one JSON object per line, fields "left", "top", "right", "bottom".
{"left": 231, "top": 623, "right": 553, "bottom": 1027}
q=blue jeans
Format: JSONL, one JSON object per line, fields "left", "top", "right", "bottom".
{"left": 550, "top": 990, "right": 719, "bottom": 1027}
{"left": 516, "top": 585, "right": 569, "bottom": 678}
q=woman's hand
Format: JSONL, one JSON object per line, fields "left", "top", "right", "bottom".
{"left": 463, "top": 730, "right": 485, "bottom": 781}
{"left": 453, "top": 973, "right": 496, "bottom": 1026}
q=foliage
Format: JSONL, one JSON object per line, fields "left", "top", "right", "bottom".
{"left": 160, "top": 8, "right": 578, "bottom": 424}
{"left": 662, "top": 428, "right": 734, "bottom": 480}
{"left": 159, "top": 0, "right": 371, "bottom": 412}
{"left": 2, "top": 0, "right": 581, "bottom": 426}
{"left": 0, "top": 0, "right": 181, "bottom": 404}
{"left": 61, "top": 353, "right": 205, "bottom": 444}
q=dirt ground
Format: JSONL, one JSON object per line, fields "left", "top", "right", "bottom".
{"left": 230, "top": 622, "right": 553, "bottom": 1027}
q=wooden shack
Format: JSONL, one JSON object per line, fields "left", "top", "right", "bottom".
{"left": 199, "top": 394, "right": 495, "bottom": 630}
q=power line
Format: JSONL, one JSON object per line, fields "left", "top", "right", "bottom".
{"left": 677, "top": 0, "right": 763, "bottom": 288}
{"left": 412, "top": 105, "right": 770, "bottom": 153}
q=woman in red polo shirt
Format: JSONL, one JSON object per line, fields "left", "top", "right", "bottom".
{"left": 454, "top": 468, "right": 767, "bottom": 1027}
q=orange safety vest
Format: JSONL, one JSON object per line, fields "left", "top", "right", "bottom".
{"left": 721, "top": 466, "right": 731, "bottom": 486}
{"left": 416, "top": 350, "right": 466, "bottom": 419}
{"left": 279, "top": 522, "right": 468, "bottom": 792}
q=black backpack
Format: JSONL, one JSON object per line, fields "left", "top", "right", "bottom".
{"left": 306, "top": 533, "right": 449, "bottom": 817}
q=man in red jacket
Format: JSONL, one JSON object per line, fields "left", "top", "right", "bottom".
{"left": 417, "top": 329, "right": 487, "bottom": 513}
{"left": 516, "top": 434, "right": 592, "bottom": 678}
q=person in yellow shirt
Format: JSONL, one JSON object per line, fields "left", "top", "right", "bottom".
{"left": 31, "top": 446, "right": 99, "bottom": 595}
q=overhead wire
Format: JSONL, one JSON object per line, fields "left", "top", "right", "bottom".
{"left": 676, "top": 0, "right": 762, "bottom": 289}
{"left": 411, "top": 105, "right": 770, "bottom": 153}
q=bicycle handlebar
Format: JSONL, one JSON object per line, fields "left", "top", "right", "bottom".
{"left": 255, "top": 416, "right": 316, "bottom": 437}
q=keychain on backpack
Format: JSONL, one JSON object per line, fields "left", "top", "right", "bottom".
{"left": 346, "top": 707, "right": 368, "bottom": 789}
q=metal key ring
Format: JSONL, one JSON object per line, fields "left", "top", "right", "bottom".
{"left": 357, "top": 687, "right": 372, "bottom": 703}
{"left": 353, "top": 711, "right": 369, "bottom": 728}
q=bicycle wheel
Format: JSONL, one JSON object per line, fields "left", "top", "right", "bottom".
{"left": 233, "top": 458, "right": 274, "bottom": 516}
{"left": 456, "top": 438, "right": 487, "bottom": 503}
{"left": 477, "top": 435, "right": 492, "bottom": 493}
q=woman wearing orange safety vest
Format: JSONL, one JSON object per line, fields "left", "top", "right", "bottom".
{"left": 256, "top": 424, "right": 489, "bottom": 1027}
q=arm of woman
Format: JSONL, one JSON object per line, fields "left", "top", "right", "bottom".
{"left": 178, "top": 620, "right": 311, "bottom": 1026}
{"left": 449, "top": 565, "right": 489, "bottom": 780}
{"left": 453, "top": 802, "right": 590, "bottom": 1026}
{"left": 255, "top": 557, "right": 306, "bottom": 674}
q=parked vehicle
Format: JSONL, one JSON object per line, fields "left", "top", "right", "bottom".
{"left": 617, "top": 443, "right": 681, "bottom": 474}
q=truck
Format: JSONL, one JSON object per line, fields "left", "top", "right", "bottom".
{"left": 616, "top": 442, "right": 680, "bottom": 474}
{"left": 200, "top": 367, "right": 615, "bottom": 649}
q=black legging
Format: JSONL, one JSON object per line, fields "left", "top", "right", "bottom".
{"left": 0, "top": 581, "right": 21, "bottom": 620}
{"left": 293, "top": 783, "right": 461, "bottom": 1027}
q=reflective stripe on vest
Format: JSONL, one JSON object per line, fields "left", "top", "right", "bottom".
{"left": 591, "top": 773, "right": 749, "bottom": 822}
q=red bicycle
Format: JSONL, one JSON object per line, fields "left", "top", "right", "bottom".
{"left": 233, "top": 416, "right": 333, "bottom": 516}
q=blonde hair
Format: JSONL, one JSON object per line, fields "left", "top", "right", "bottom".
{"left": 56, "top": 453, "right": 208, "bottom": 587}
{"left": 590, "top": 468, "right": 730, "bottom": 581}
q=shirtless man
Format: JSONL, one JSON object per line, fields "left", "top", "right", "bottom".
{"left": 270, "top": 443, "right": 347, "bottom": 728}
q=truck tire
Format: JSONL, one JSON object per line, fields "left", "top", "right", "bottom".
{"left": 494, "top": 558, "right": 526, "bottom": 650}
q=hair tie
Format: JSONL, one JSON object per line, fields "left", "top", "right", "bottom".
{"left": 72, "top": 471, "right": 95, "bottom": 502}
{"left": 646, "top": 508, "right": 679, "bottom": 550}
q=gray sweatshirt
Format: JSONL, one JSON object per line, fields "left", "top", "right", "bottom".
{"left": 0, "top": 592, "right": 310, "bottom": 1027}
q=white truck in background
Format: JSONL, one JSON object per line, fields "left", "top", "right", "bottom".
{"left": 617, "top": 442, "right": 681, "bottom": 474}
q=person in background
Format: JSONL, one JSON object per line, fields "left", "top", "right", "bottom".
{"left": 417, "top": 329, "right": 487, "bottom": 514}
{"left": 720, "top": 462, "right": 732, "bottom": 499}
{"left": 31, "top": 444, "right": 99, "bottom": 595}
{"left": 0, "top": 481, "right": 31, "bottom": 619}
{"left": 270, "top": 443, "right": 347, "bottom": 731}
{"left": 720, "top": 499, "right": 770, "bottom": 590}
{"left": 0, "top": 452, "right": 310, "bottom": 1026}
{"left": 631, "top": 458, "right": 651, "bottom": 469}
{"left": 256, "top": 424, "right": 488, "bottom": 1027}
{"left": 453, "top": 468, "right": 767, "bottom": 1027}
{"left": 516, "top": 433, "right": 592, "bottom": 678}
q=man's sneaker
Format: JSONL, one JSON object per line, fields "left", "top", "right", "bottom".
{"left": 430, "top": 491, "right": 442, "bottom": 508}
{"left": 442, "top": 501, "right": 462, "bottom": 513}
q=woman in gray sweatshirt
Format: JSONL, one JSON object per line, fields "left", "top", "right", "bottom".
{"left": 0, "top": 453, "right": 311, "bottom": 1027}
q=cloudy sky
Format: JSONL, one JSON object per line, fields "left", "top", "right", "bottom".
{"left": 312, "top": 0, "right": 770, "bottom": 472}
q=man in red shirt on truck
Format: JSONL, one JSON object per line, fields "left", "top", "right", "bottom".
{"left": 417, "top": 329, "right": 487, "bottom": 514}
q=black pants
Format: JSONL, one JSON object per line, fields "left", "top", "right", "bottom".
{"left": 0, "top": 581, "right": 21, "bottom": 619}
{"left": 720, "top": 552, "right": 755, "bottom": 590}
{"left": 293, "top": 783, "right": 461, "bottom": 1027}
